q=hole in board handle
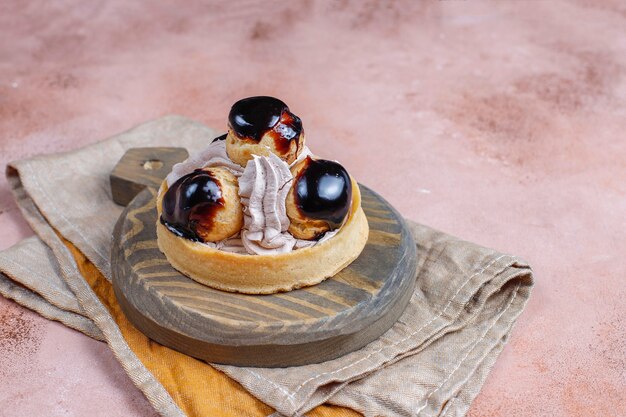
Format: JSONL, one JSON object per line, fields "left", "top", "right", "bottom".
{"left": 142, "top": 160, "right": 163, "bottom": 170}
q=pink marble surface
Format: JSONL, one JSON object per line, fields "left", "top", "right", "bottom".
{"left": 1, "top": 1, "right": 625, "bottom": 416}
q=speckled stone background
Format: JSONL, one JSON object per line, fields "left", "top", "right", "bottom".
{"left": 1, "top": 1, "right": 625, "bottom": 416}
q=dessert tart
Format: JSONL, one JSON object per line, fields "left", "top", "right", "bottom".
{"left": 156, "top": 96, "right": 369, "bottom": 294}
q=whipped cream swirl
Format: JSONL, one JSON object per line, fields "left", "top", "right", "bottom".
{"left": 166, "top": 139, "right": 243, "bottom": 187}
{"left": 202, "top": 236, "right": 248, "bottom": 254}
{"left": 238, "top": 153, "right": 295, "bottom": 254}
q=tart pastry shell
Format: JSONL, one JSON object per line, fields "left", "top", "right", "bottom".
{"left": 155, "top": 178, "right": 369, "bottom": 294}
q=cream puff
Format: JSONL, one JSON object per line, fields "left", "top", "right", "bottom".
{"left": 225, "top": 96, "right": 305, "bottom": 166}
{"left": 160, "top": 167, "right": 243, "bottom": 242}
{"left": 286, "top": 156, "right": 353, "bottom": 240}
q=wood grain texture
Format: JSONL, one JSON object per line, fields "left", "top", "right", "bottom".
{"left": 109, "top": 146, "right": 417, "bottom": 367}
{"left": 111, "top": 185, "right": 417, "bottom": 367}
{"left": 110, "top": 147, "right": 188, "bottom": 205}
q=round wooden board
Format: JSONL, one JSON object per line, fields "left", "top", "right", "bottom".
{"left": 112, "top": 185, "right": 417, "bottom": 367}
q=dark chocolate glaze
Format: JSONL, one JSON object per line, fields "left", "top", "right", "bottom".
{"left": 293, "top": 157, "right": 352, "bottom": 230}
{"left": 160, "top": 169, "right": 224, "bottom": 242}
{"left": 211, "top": 133, "right": 227, "bottom": 143}
{"left": 228, "top": 96, "right": 303, "bottom": 155}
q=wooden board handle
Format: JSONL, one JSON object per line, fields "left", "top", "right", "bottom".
{"left": 110, "top": 147, "right": 189, "bottom": 206}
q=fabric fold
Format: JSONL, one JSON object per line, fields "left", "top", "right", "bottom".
{"left": 0, "top": 116, "right": 533, "bottom": 417}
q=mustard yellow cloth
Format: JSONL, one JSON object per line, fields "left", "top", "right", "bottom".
{"left": 65, "top": 237, "right": 361, "bottom": 417}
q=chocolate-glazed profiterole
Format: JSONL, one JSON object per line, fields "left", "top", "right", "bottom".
{"left": 161, "top": 167, "right": 243, "bottom": 242}
{"left": 225, "top": 96, "right": 305, "bottom": 166}
{"left": 286, "top": 157, "right": 352, "bottom": 240}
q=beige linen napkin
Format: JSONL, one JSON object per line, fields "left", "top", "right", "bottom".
{"left": 0, "top": 116, "right": 533, "bottom": 417}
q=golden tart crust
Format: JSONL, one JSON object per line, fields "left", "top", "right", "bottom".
{"left": 156, "top": 177, "right": 369, "bottom": 294}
